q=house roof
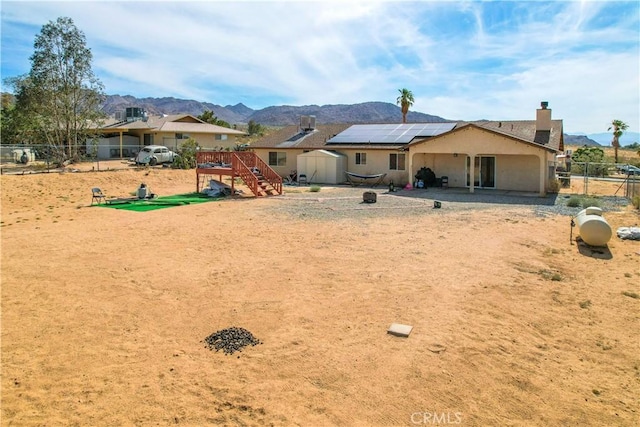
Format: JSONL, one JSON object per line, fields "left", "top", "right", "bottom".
{"left": 98, "top": 114, "right": 246, "bottom": 135}
{"left": 459, "top": 119, "right": 564, "bottom": 152}
{"left": 250, "top": 118, "right": 564, "bottom": 153}
{"left": 399, "top": 120, "right": 563, "bottom": 152}
{"left": 250, "top": 124, "right": 352, "bottom": 149}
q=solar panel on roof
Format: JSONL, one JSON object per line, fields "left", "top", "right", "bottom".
{"left": 326, "top": 122, "right": 456, "bottom": 144}
{"left": 276, "top": 130, "right": 316, "bottom": 148}
{"left": 286, "top": 132, "right": 307, "bottom": 142}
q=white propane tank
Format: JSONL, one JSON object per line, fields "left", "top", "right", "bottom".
{"left": 575, "top": 207, "right": 612, "bottom": 246}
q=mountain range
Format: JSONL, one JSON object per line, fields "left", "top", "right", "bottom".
{"left": 101, "top": 95, "right": 447, "bottom": 126}
{"left": 102, "top": 95, "right": 638, "bottom": 146}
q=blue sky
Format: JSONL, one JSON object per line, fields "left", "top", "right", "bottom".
{"left": 1, "top": 0, "right": 639, "bottom": 135}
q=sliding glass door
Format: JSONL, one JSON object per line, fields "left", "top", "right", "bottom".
{"left": 466, "top": 156, "right": 495, "bottom": 188}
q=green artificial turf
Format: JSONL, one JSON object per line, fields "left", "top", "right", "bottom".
{"left": 97, "top": 193, "right": 220, "bottom": 212}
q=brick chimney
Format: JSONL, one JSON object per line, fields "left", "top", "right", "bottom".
{"left": 536, "top": 101, "right": 551, "bottom": 131}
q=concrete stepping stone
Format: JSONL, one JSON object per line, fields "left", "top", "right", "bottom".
{"left": 387, "top": 323, "right": 413, "bottom": 337}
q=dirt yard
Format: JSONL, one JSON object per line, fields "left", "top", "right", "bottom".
{"left": 1, "top": 163, "right": 639, "bottom": 426}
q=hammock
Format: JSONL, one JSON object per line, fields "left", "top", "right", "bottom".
{"left": 345, "top": 171, "right": 387, "bottom": 187}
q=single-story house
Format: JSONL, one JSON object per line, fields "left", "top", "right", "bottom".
{"left": 250, "top": 103, "right": 563, "bottom": 195}
{"left": 87, "top": 108, "right": 246, "bottom": 159}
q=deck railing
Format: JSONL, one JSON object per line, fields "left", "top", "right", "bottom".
{"left": 196, "top": 151, "right": 282, "bottom": 196}
{"left": 252, "top": 155, "right": 283, "bottom": 194}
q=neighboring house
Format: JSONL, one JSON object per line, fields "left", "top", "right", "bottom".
{"left": 88, "top": 108, "right": 246, "bottom": 159}
{"left": 251, "top": 103, "right": 563, "bottom": 195}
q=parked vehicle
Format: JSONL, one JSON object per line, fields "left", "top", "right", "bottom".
{"left": 135, "top": 145, "right": 178, "bottom": 166}
{"left": 616, "top": 164, "right": 640, "bottom": 175}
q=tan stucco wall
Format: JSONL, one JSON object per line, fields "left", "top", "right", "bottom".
{"left": 495, "top": 155, "right": 540, "bottom": 192}
{"left": 253, "top": 148, "right": 407, "bottom": 185}
{"left": 179, "top": 133, "right": 241, "bottom": 150}
{"left": 410, "top": 126, "right": 557, "bottom": 193}
{"left": 410, "top": 153, "right": 466, "bottom": 187}
{"left": 252, "top": 148, "right": 306, "bottom": 177}
{"left": 337, "top": 148, "right": 407, "bottom": 185}
{"left": 411, "top": 126, "right": 546, "bottom": 156}
{"left": 132, "top": 131, "right": 240, "bottom": 150}
{"left": 409, "top": 153, "right": 543, "bottom": 191}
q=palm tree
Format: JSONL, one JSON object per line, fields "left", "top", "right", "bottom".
{"left": 608, "top": 119, "right": 628, "bottom": 163}
{"left": 396, "top": 88, "right": 414, "bottom": 124}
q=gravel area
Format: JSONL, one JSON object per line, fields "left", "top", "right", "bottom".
{"left": 203, "top": 327, "right": 262, "bottom": 356}
{"left": 265, "top": 185, "right": 631, "bottom": 220}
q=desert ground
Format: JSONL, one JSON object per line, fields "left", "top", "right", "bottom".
{"left": 1, "top": 160, "right": 639, "bottom": 426}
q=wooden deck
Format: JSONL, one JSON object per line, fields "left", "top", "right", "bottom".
{"left": 196, "top": 151, "right": 283, "bottom": 197}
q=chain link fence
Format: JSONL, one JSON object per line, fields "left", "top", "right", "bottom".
{"left": 3, "top": 144, "right": 638, "bottom": 201}
{"left": 558, "top": 161, "right": 639, "bottom": 200}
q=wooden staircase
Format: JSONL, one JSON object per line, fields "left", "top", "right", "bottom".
{"left": 196, "top": 151, "right": 283, "bottom": 197}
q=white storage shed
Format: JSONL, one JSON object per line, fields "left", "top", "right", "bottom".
{"left": 296, "top": 150, "right": 347, "bottom": 185}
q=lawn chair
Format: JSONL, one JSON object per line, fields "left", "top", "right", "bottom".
{"left": 284, "top": 170, "right": 297, "bottom": 185}
{"left": 284, "top": 176, "right": 294, "bottom": 185}
{"left": 298, "top": 174, "right": 308, "bottom": 186}
{"left": 91, "top": 187, "right": 106, "bottom": 205}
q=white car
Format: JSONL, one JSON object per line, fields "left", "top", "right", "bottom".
{"left": 135, "top": 145, "right": 178, "bottom": 166}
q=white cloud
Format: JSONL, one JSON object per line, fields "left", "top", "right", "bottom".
{"left": 1, "top": 1, "right": 638, "bottom": 133}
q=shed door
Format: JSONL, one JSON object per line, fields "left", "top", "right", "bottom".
{"left": 314, "top": 157, "right": 328, "bottom": 183}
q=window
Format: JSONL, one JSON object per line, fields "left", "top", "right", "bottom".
{"left": 268, "top": 151, "right": 287, "bottom": 166}
{"left": 355, "top": 152, "right": 367, "bottom": 165}
{"left": 389, "top": 153, "right": 406, "bottom": 170}
{"left": 176, "top": 133, "right": 190, "bottom": 140}
{"left": 215, "top": 134, "right": 228, "bottom": 141}
{"left": 144, "top": 134, "right": 154, "bottom": 145}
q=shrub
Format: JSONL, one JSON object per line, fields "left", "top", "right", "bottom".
{"left": 567, "top": 196, "right": 582, "bottom": 207}
{"left": 309, "top": 185, "right": 321, "bottom": 192}
{"left": 547, "top": 179, "right": 561, "bottom": 193}
{"left": 172, "top": 138, "right": 199, "bottom": 169}
{"left": 632, "top": 195, "right": 640, "bottom": 209}
{"left": 581, "top": 197, "right": 601, "bottom": 208}
{"left": 566, "top": 195, "right": 602, "bottom": 208}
